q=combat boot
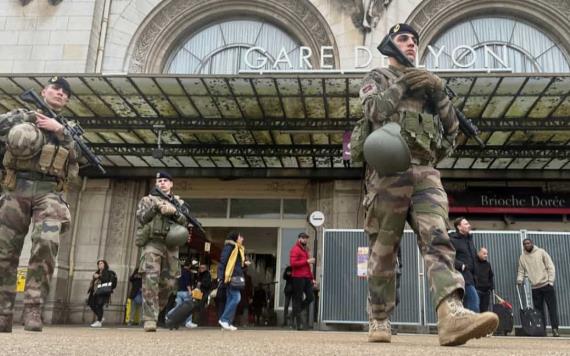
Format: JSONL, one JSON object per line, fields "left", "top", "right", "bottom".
{"left": 23, "top": 304, "right": 43, "bottom": 332}
{"left": 144, "top": 320, "right": 157, "bottom": 332}
{"left": 368, "top": 319, "right": 391, "bottom": 343}
{"left": 0, "top": 315, "right": 13, "bottom": 333}
{"left": 437, "top": 292, "right": 498, "bottom": 346}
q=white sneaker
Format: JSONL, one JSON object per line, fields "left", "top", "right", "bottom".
{"left": 185, "top": 321, "right": 198, "bottom": 329}
{"left": 90, "top": 321, "right": 102, "bottom": 328}
{"left": 229, "top": 324, "right": 238, "bottom": 331}
{"left": 218, "top": 320, "right": 233, "bottom": 330}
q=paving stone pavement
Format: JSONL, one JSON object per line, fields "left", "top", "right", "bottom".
{"left": 1, "top": 326, "right": 569, "bottom": 356}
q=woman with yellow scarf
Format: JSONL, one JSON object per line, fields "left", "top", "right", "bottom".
{"left": 216, "top": 231, "right": 248, "bottom": 330}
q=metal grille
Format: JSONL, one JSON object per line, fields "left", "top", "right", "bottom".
{"left": 320, "top": 230, "right": 420, "bottom": 325}
{"left": 321, "top": 230, "right": 368, "bottom": 323}
{"left": 321, "top": 229, "right": 570, "bottom": 330}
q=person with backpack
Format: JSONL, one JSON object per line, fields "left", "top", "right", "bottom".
{"left": 87, "top": 259, "right": 117, "bottom": 328}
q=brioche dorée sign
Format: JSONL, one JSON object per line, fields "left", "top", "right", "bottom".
{"left": 448, "top": 188, "right": 570, "bottom": 215}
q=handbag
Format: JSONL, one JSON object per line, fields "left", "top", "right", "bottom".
{"left": 191, "top": 288, "right": 203, "bottom": 300}
{"left": 94, "top": 281, "right": 113, "bottom": 296}
{"left": 230, "top": 276, "right": 245, "bottom": 290}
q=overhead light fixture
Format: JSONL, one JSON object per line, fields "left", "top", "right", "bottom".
{"left": 152, "top": 126, "right": 165, "bottom": 159}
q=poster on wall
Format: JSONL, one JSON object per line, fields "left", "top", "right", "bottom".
{"left": 17, "top": 267, "right": 27, "bottom": 292}
{"left": 357, "top": 247, "right": 368, "bottom": 278}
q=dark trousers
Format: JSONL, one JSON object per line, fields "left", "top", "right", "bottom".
{"left": 283, "top": 292, "right": 293, "bottom": 323}
{"left": 292, "top": 278, "right": 314, "bottom": 322}
{"left": 532, "top": 284, "right": 559, "bottom": 329}
{"left": 88, "top": 294, "right": 106, "bottom": 322}
{"left": 477, "top": 289, "right": 491, "bottom": 312}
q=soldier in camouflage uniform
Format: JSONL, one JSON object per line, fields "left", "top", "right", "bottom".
{"left": 360, "top": 24, "right": 498, "bottom": 345}
{"left": 0, "top": 77, "right": 79, "bottom": 332}
{"left": 136, "top": 171, "right": 189, "bottom": 332}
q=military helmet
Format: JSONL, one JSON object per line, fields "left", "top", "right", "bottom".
{"left": 7, "top": 122, "right": 44, "bottom": 159}
{"left": 363, "top": 122, "right": 411, "bottom": 176}
{"left": 165, "top": 223, "right": 188, "bottom": 248}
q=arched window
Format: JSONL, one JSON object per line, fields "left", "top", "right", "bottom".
{"left": 423, "top": 17, "right": 570, "bottom": 73}
{"left": 166, "top": 19, "right": 308, "bottom": 74}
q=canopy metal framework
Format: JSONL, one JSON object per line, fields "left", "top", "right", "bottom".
{"left": 0, "top": 73, "right": 569, "bottom": 178}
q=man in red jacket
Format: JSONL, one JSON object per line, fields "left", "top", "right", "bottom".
{"left": 289, "top": 232, "right": 316, "bottom": 330}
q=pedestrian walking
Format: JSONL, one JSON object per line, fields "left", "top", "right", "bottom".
{"left": 289, "top": 232, "right": 315, "bottom": 331}
{"left": 517, "top": 238, "right": 559, "bottom": 337}
{"left": 87, "top": 260, "right": 117, "bottom": 328}
{"left": 0, "top": 77, "right": 81, "bottom": 333}
{"left": 217, "top": 231, "right": 250, "bottom": 331}
{"left": 128, "top": 268, "right": 143, "bottom": 325}
{"left": 358, "top": 23, "right": 498, "bottom": 345}
{"left": 136, "top": 171, "right": 191, "bottom": 332}
{"left": 450, "top": 217, "right": 480, "bottom": 312}
{"left": 282, "top": 266, "right": 293, "bottom": 327}
{"left": 475, "top": 247, "right": 494, "bottom": 312}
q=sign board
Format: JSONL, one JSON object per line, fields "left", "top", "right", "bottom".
{"left": 309, "top": 211, "right": 325, "bottom": 227}
{"left": 241, "top": 44, "right": 512, "bottom": 73}
{"left": 357, "top": 247, "right": 368, "bottom": 278}
{"left": 448, "top": 188, "right": 570, "bottom": 215}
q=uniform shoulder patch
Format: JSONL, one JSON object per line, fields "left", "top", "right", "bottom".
{"left": 359, "top": 83, "right": 378, "bottom": 100}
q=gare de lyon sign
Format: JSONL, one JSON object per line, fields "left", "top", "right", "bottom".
{"left": 241, "top": 44, "right": 512, "bottom": 73}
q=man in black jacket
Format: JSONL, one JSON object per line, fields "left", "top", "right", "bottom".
{"left": 450, "top": 217, "right": 479, "bottom": 312}
{"left": 475, "top": 247, "right": 494, "bottom": 312}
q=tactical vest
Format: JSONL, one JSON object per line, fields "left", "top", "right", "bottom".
{"left": 2, "top": 123, "right": 79, "bottom": 190}
{"left": 135, "top": 194, "right": 186, "bottom": 247}
{"left": 356, "top": 67, "right": 453, "bottom": 165}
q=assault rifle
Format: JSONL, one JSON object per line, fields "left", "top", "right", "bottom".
{"left": 20, "top": 89, "right": 106, "bottom": 174}
{"left": 377, "top": 36, "right": 486, "bottom": 148}
{"left": 152, "top": 187, "right": 205, "bottom": 234}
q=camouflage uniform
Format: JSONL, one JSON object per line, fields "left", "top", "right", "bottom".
{"left": 136, "top": 192, "right": 188, "bottom": 323}
{"left": 0, "top": 109, "right": 78, "bottom": 322}
{"left": 360, "top": 66, "right": 464, "bottom": 321}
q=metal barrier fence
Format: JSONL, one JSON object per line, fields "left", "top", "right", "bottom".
{"left": 320, "top": 229, "right": 569, "bottom": 329}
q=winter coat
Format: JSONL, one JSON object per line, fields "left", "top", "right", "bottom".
{"left": 517, "top": 246, "right": 555, "bottom": 289}
{"left": 289, "top": 241, "right": 313, "bottom": 279}
{"left": 475, "top": 258, "right": 494, "bottom": 292}
{"left": 449, "top": 232, "right": 478, "bottom": 286}
{"left": 217, "top": 241, "right": 244, "bottom": 282}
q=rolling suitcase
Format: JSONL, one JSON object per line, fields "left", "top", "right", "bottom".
{"left": 492, "top": 292, "right": 513, "bottom": 336}
{"left": 165, "top": 299, "right": 194, "bottom": 330}
{"left": 516, "top": 285, "right": 546, "bottom": 337}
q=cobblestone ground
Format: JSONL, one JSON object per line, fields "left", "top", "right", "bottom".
{"left": 1, "top": 326, "right": 569, "bottom": 356}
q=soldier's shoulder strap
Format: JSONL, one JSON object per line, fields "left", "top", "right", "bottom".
{"left": 374, "top": 67, "right": 399, "bottom": 82}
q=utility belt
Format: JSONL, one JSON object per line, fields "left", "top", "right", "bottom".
{"left": 16, "top": 171, "right": 59, "bottom": 182}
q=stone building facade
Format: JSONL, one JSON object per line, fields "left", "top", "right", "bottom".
{"left": 2, "top": 0, "right": 570, "bottom": 324}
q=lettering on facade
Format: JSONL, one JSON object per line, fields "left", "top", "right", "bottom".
{"left": 480, "top": 194, "right": 567, "bottom": 208}
{"left": 242, "top": 44, "right": 511, "bottom": 72}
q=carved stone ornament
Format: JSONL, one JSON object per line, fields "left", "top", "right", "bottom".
{"left": 128, "top": 0, "right": 337, "bottom": 73}
{"left": 336, "top": 0, "right": 392, "bottom": 32}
